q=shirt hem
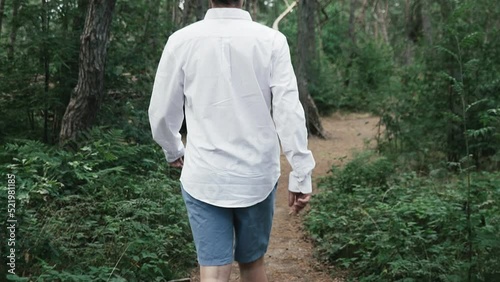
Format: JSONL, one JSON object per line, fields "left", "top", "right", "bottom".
{"left": 180, "top": 174, "right": 280, "bottom": 208}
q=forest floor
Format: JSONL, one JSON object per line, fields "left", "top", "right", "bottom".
{"left": 189, "top": 112, "right": 381, "bottom": 282}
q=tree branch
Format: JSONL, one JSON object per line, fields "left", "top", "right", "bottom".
{"left": 273, "top": 0, "right": 298, "bottom": 30}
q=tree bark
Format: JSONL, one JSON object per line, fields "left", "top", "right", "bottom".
{"left": 356, "top": 0, "right": 368, "bottom": 30}
{"left": 421, "top": 0, "right": 433, "bottom": 45}
{"left": 59, "top": 0, "right": 117, "bottom": 144}
{"left": 297, "top": 0, "right": 325, "bottom": 138}
{"left": 408, "top": 0, "right": 423, "bottom": 43}
{"left": 348, "top": 0, "right": 357, "bottom": 46}
{"left": 42, "top": 0, "right": 50, "bottom": 143}
{"left": 181, "top": 0, "right": 204, "bottom": 27}
{"left": 247, "top": 0, "right": 258, "bottom": 20}
{"left": 8, "top": 0, "right": 21, "bottom": 60}
{"left": 344, "top": 0, "right": 358, "bottom": 88}
{"left": 404, "top": 0, "right": 423, "bottom": 65}
{"left": 195, "top": 0, "right": 205, "bottom": 21}
{"left": 0, "top": 0, "right": 5, "bottom": 36}
{"left": 140, "top": 0, "right": 161, "bottom": 51}
{"left": 181, "top": 0, "right": 191, "bottom": 27}
{"left": 375, "top": 0, "right": 389, "bottom": 44}
{"left": 298, "top": 0, "right": 317, "bottom": 78}
{"left": 171, "top": 1, "right": 183, "bottom": 31}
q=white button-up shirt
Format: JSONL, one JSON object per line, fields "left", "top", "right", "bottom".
{"left": 148, "top": 8, "right": 315, "bottom": 208}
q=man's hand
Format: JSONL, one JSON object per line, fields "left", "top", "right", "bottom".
{"left": 288, "top": 191, "right": 311, "bottom": 215}
{"left": 169, "top": 157, "right": 184, "bottom": 168}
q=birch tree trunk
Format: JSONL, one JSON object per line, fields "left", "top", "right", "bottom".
{"left": 59, "top": 0, "right": 117, "bottom": 144}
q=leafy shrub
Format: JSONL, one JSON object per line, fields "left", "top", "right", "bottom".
{"left": 306, "top": 153, "right": 500, "bottom": 281}
{"left": 0, "top": 129, "right": 196, "bottom": 281}
{"left": 329, "top": 151, "right": 394, "bottom": 193}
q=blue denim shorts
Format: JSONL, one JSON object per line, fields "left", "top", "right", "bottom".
{"left": 181, "top": 184, "right": 276, "bottom": 266}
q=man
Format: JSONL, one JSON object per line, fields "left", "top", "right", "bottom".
{"left": 148, "top": 0, "right": 315, "bottom": 281}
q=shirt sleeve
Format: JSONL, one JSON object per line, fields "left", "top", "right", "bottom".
{"left": 270, "top": 33, "right": 316, "bottom": 194}
{"left": 148, "top": 43, "right": 185, "bottom": 162}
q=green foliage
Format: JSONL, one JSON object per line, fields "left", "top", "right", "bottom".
{"left": 329, "top": 151, "right": 394, "bottom": 193}
{"left": 0, "top": 0, "right": 174, "bottom": 144}
{"left": 309, "top": 3, "right": 500, "bottom": 280}
{"left": 0, "top": 129, "right": 196, "bottom": 280}
{"left": 308, "top": 0, "right": 500, "bottom": 170}
{"left": 313, "top": 6, "right": 395, "bottom": 113}
{"left": 376, "top": 0, "right": 500, "bottom": 169}
{"left": 306, "top": 153, "right": 500, "bottom": 281}
{"left": 0, "top": 0, "right": 82, "bottom": 143}
{"left": 1, "top": 0, "right": 500, "bottom": 280}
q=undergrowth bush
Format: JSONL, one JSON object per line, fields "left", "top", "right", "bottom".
{"left": 0, "top": 128, "right": 196, "bottom": 281}
{"left": 306, "top": 152, "right": 500, "bottom": 281}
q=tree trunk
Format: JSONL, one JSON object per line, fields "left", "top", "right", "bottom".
{"left": 348, "top": 0, "right": 357, "bottom": 46}
{"left": 141, "top": 0, "right": 161, "bottom": 50}
{"left": 356, "top": 0, "right": 368, "bottom": 30}
{"left": 59, "top": 0, "right": 117, "bottom": 144}
{"left": 246, "top": 0, "right": 258, "bottom": 20}
{"left": 298, "top": 0, "right": 316, "bottom": 66}
{"left": 375, "top": 0, "right": 390, "bottom": 44}
{"left": 57, "top": 0, "right": 87, "bottom": 122}
{"left": 252, "top": 0, "right": 258, "bottom": 20}
{"left": 297, "top": 0, "right": 325, "bottom": 138}
{"left": 0, "top": 0, "right": 5, "bottom": 36}
{"left": 344, "top": 0, "right": 358, "bottom": 88}
{"left": 403, "top": 0, "right": 413, "bottom": 64}
{"left": 181, "top": 0, "right": 204, "bottom": 27}
{"left": 421, "top": 0, "right": 433, "bottom": 45}
{"left": 404, "top": 0, "right": 423, "bottom": 65}
{"left": 8, "top": 0, "right": 21, "bottom": 60}
{"left": 42, "top": 0, "right": 50, "bottom": 143}
{"left": 195, "top": 0, "right": 205, "bottom": 21}
{"left": 181, "top": 0, "right": 191, "bottom": 27}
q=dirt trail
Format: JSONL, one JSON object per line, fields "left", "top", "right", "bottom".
{"left": 190, "top": 113, "right": 381, "bottom": 282}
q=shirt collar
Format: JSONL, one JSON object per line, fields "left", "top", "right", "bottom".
{"left": 204, "top": 8, "right": 252, "bottom": 21}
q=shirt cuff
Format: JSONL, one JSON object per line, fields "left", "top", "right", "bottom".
{"left": 163, "top": 147, "right": 184, "bottom": 163}
{"left": 288, "top": 170, "right": 312, "bottom": 194}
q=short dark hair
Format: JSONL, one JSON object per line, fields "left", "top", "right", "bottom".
{"left": 212, "top": 0, "right": 242, "bottom": 6}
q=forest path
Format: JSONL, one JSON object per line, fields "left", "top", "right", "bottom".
{"left": 190, "top": 113, "right": 381, "bottom": 282}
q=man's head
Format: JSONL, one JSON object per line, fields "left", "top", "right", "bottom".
{"left": 210, "top": 0, "right": 243, "bottom": 8}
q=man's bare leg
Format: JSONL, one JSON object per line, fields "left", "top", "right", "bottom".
{"left": 238, "top": 257, "right": 268, "bottom": 282}
{"left": 200, "top": 264, "right": 232, "bottom": 282}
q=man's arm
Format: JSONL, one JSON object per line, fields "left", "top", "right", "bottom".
{"left": 270, "top": 33, "right": 316, "bottom": 213}
{"left": 148, "top": 43, "right": 185, "bottom": 165}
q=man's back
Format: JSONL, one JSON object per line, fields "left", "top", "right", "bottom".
{"left": 149, "top": 8, "right": 314, "bottom": 208}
